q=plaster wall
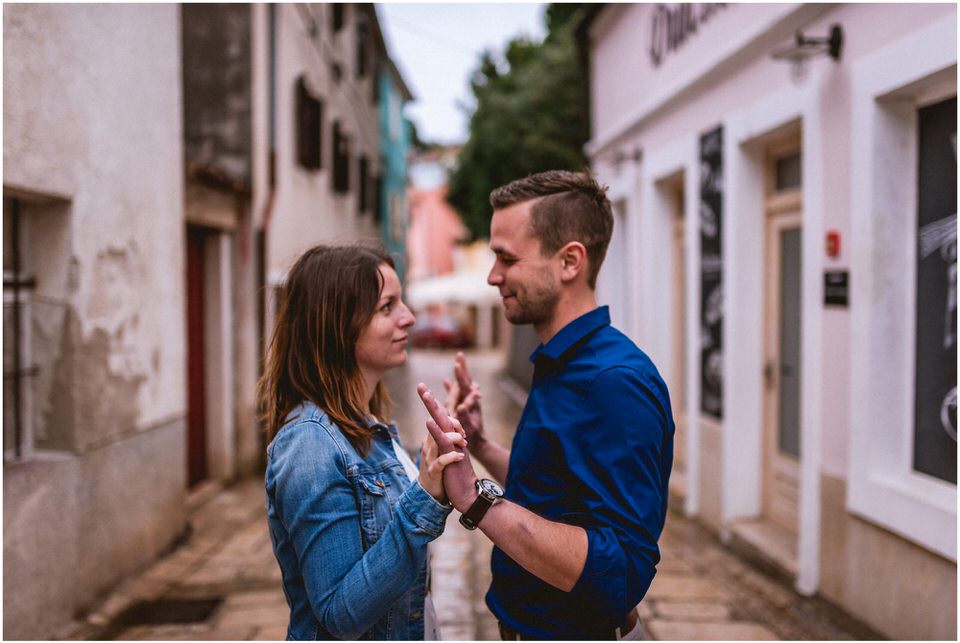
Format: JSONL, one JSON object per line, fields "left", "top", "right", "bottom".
{"left": 3, "top": 4, "right": 187, "bottom": 637}
{"left": 262, "top": 3, "right": 382, "bottom": 276}
{"left": 820, "top": 474, "right": 957, "bottom": 640}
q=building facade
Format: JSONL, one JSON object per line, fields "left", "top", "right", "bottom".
{"left": 256, "top": 2, "right": 388, "bottom": 328}
{"left": 378, "top": 61, "right": 414, "bottom": 283}
{"left": 4, "top": 3, "right": 407, "bottom": 638}
{"left": 583, "top": 3, "right": 956, "bottom": 639}
{"left": 3, "top": 5, "right": 187, "bottom": 638}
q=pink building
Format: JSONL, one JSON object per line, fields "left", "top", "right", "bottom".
{"left": 405, "top": 185, "right": 467, "bottom": 281}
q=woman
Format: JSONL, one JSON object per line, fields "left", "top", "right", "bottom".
{"left": 258, "top": 244, "right": 465, "bottom": 640}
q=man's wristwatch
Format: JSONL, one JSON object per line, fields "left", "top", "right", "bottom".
{"left": 459, "top": 478, "right": 504, "bottom": 530}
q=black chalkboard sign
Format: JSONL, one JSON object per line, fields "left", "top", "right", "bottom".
{"left": 913, "top": 96, "right": 957, "bottom": 484}
{"left": 700, "top": 127, "right": 723, "bottom": 418}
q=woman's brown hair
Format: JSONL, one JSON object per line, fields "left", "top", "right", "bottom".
{"left": 257, "top": 244, "right": 395, "bottom": 455}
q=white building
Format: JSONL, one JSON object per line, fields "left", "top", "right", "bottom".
{"left": 582, "top": 3, "right": 956, "bottom": 639}
{"left": 255, "top": 3, "right": 386, "bottom": 324}
{"left": 4, "top": 5, "right": 187, "bottom": 638}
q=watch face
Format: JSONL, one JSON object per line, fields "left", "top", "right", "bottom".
{"left": 478, "top": 478, "right": 503, "bottom": 497}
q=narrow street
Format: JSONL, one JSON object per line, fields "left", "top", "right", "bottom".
{"left": 73, "top": 348, "right": 878, "bottom": 640}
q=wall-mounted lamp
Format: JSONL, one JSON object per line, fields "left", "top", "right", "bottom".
{"left": 772, "top": 24, "right": 843, "bottom": 83}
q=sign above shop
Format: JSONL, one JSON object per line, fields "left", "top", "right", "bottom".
{"left": 649, "top": 3, "right": 726, "bottom": 67}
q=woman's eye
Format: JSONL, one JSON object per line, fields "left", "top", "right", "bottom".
{"left": 381, "top": 303, "right": 393, "bottom": 314}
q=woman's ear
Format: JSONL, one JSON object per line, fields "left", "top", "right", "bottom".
{"left": 558, "top": 242, "right": 588, "bottom": 284}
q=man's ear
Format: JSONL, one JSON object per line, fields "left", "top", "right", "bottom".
{"left": 558, "top": 242, "right": 588, "bottom": 284}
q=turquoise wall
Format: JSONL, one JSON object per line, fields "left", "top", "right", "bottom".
{"left": 378, "top": 68, "right": 410, "bottom": 284}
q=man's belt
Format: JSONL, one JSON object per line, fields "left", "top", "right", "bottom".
{"left": 498, "top": 609, "right": 639, "bottom": 640}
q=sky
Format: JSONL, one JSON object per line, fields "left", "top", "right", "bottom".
{"left": 377, "top": 2, "right": 547, "bottom": 146}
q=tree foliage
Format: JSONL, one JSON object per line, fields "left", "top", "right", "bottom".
{"left": 446, "top": 4, "right": 591, "bottom": 240}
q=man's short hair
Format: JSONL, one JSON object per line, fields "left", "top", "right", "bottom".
{"left": 490, "top": 170, "right": 614, "bottom": 289}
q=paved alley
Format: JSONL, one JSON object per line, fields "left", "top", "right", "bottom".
{"left": 72, "top": 348, "right": 879, "bottom": 640}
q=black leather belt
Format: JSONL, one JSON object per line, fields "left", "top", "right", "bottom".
{"left": 498, "top": 610, "right": 638, "bottom": 641}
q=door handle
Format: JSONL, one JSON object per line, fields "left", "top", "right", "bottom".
{"left": 764, "top": 361, "right": 776, "bottom": 386}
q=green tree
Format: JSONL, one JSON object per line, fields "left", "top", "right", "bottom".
{"left": 446, "top": 4, "right": 591, "bottom": 240}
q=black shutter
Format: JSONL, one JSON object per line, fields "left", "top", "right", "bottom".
{"left": 358, "top": 155, "right": 369, "bottom": 213}
{"left": 332, "top": 121, "right": 350, "bottom": 194}
{"left": 295, "top": 76, "right": 322, "bottom": 170}
{"left": 356, "top": 12, "right": 369, "bottom": 78}
{"left": 332, "top": 3, "right": 345, "bottom": 32}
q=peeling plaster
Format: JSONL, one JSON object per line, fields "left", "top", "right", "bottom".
{"left": 73, "top": 326, "right": 145, "bottom": 451}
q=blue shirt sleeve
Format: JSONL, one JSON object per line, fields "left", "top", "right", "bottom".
{"left": 269, "top": 421, "right": 452, "bottom": 639}
{"left": 564, "top": 366, "right": 672, "bottom": 623}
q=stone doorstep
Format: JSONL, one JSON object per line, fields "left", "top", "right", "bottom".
{"left": 646, "top": 619, "right": 779, "bottom": 641}
{"left": 651, "top": 600, "right": 733, "bottom": 621}
{"left": 643, "top": 575, "right": 730, "bottom": 602}
{"left": 724, "top": 518, "right": 799, "bottom": 582}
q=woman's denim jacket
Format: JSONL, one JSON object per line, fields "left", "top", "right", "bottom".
{"left": 265, "top": 401, "right": 452, "bottom": 640}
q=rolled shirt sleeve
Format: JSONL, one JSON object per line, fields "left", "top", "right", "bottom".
{"left": 565, "top": 366, "right": 672, "bottom": 624}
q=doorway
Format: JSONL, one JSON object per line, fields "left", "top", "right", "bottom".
{"left": 762, "top": 141, "right": 803, "bottom": 537}
{"left": 185, "top": 225, "right": 208, "bottom": 487}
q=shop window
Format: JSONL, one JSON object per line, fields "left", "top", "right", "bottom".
{"left": 332, "top": 121, "right": 350, "bottom": 194}
{"left": 847, "top": 14, "right": 956, "bottom": 562}
{"left": 912, "top": 96, "right": 957, "bottom": 484}
{"left": 295, "top": 75, "right": 323, "bottom": 171}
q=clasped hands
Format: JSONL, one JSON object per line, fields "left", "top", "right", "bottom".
{"left": 418, "top": 353, "right": 485, "bottom": 513}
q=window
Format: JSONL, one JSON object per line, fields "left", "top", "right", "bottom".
{"left": 912, "top": 96, "right": 957, "bottom": 484}
{"left": 356, "top": 11, "right": 369, "bottom": 79}
{"left": 847, "top": 12, "right": 956, "bottom": 561}
{"left": 332, "top": 121, "right": 350, "bottom": 194}
{"left": 295, "top": 75, "right": 323, "bottom": 170}
{"left": 331, "top": 3, "right": 345, "bottom": 32}
{"left": 374, "top": 172, "right": 385, "bottom": 226}
{"left": 358, "top": 155, "right": 369, "bottom": 213}
{"left": 3, "top": 197, "right": 36, "bottom": 462}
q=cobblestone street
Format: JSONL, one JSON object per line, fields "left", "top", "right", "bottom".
{"left": 72, "top": 348, "right": 879, "bottom": 640}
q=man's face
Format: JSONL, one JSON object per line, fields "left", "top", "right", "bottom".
{"left": 487, "top": 201, "right": 561, "bottom": 326}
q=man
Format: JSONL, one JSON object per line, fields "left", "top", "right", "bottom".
{"left": 418, "top": 170, "right": 674, "bottom": 640}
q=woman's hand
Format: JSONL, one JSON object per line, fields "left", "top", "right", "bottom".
{"left": 419, "top": 428, "right": 466, "bottom": 504}
{"left": 418, "top": 383, "right": 481, "bottom": 512}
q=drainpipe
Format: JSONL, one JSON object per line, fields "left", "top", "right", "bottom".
{"left": 257, "top": 2, "right": 278, "bottom": 367}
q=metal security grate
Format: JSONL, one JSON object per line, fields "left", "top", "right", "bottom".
{"left": 3, "top": 196, "right": 38, "bottom": 461}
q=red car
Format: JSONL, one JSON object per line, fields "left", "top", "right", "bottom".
{"left": 409, "top": 312, "right": 472, "bottom": 349}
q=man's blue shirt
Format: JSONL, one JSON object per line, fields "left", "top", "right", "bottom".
{"left": 486, "top": 306, "right": 674, "bottom": 639}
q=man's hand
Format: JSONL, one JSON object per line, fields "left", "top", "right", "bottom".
{"left": 418, "top": 382, "right": 479, "bottom": 512}
{"left": 443, "top": 352, "right": 486, "bottom": 450}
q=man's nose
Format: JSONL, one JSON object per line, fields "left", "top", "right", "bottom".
{"left": 488, "top": 267, "right": 503, "bottom": 286}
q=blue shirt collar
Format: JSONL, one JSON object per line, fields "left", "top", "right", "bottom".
{"left": 529, "top": 306, "right": 611, "bottom": 363}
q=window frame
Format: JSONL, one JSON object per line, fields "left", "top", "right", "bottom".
{"left": 848, "top": 14, "right": 957, "bottom": 562}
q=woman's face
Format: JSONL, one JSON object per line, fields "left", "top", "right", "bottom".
{"left": 355, "top": 264, "right": 416, "bottom": 380}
